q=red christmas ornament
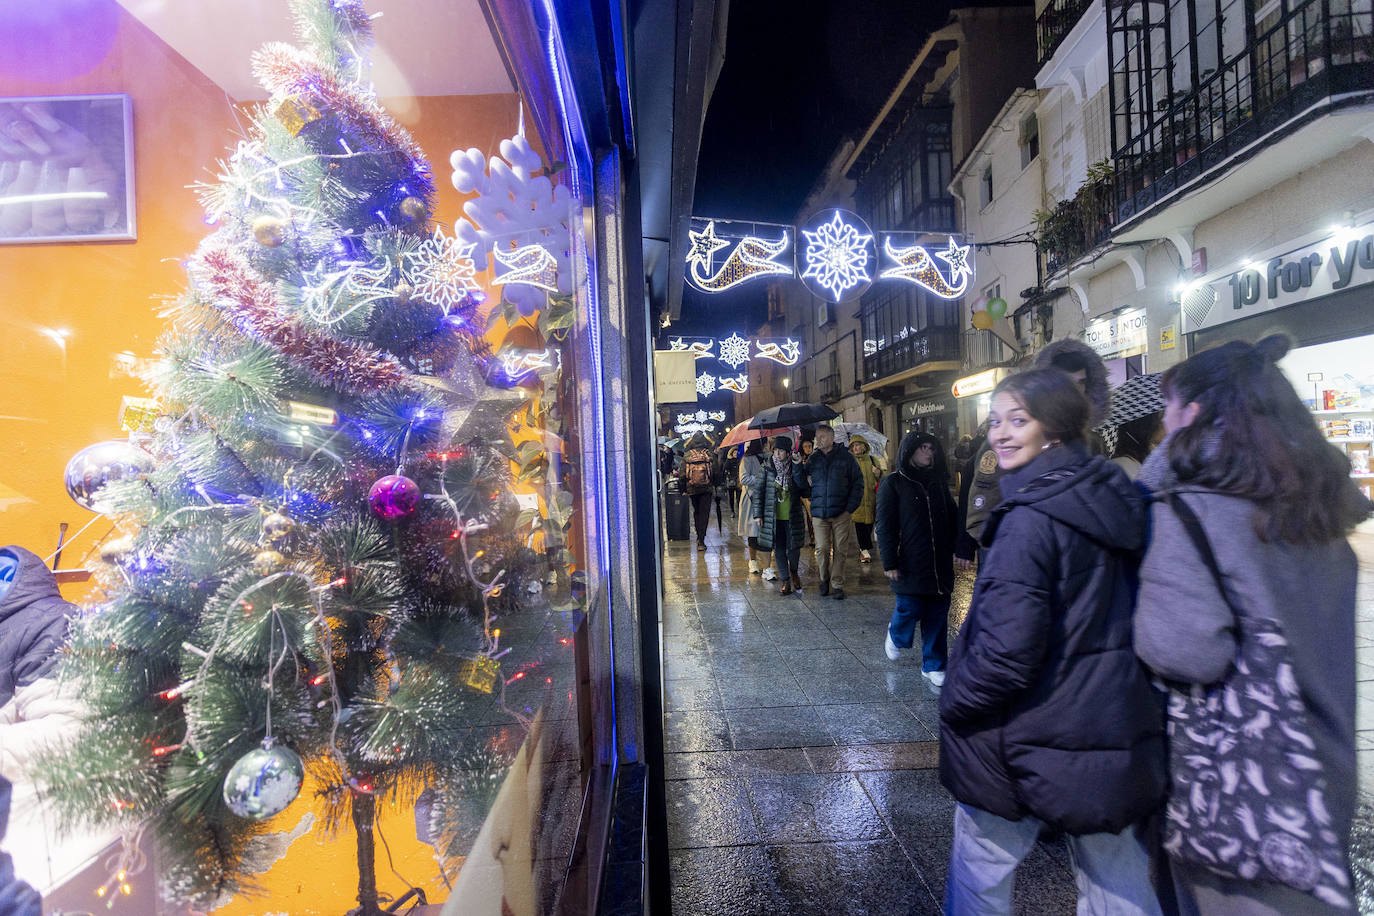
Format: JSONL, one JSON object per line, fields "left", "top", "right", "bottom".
{"left": 368, "top": 474, "right": 421, "bottom": 519}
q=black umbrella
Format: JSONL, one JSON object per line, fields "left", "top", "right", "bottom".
{"left": 748, "top": 402, "right": 839, "bottom": 430}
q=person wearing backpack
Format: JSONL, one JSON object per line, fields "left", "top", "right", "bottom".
{"left": 940, "top": 369, "right": 1166, "bottom": 915}
{"left": 1135, "top": 336, "right": 1370, "bottom": 915}
{"left": 681, "top": 435, "right": 716, "bottom": 551}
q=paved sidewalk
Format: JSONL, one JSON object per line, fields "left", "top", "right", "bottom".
{"left": 660, "top": 519, "right": 1080, "bottom": 915}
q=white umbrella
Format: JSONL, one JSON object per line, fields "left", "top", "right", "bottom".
{"left": 832, "top": 421, "right": 888, "bottom": 456}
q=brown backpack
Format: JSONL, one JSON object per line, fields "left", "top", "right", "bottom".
{"left": 684, "top": 448, "right": 712, "bottom": 487}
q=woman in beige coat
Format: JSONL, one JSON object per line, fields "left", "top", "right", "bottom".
{"left": 849, "top": 436, "right": 882, "bottom": 563}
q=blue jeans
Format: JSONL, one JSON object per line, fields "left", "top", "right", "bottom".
{"left": 887, "top": 593, "right": 948, "bottom": 673}
{"left": 947, "top": 803, "right": 1163, "bottom": 916}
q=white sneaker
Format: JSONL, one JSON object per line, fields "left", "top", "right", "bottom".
{"left": 922, "top": 669, "right": 946, "bottom": 689}
{"left": 884, "top": 632, "right": 901, "bottom": 661}
{"left": 748, "top": 559, "right": 760, "bottom": 575}
{"left": 761, "top": 567, "right": 777, "bottom": 581}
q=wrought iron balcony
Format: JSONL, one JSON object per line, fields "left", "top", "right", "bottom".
{"left": 817, "top": 372, "right": 843, "bottom": 403}
{"left": 862, "top": 326, "right": 961, "bottom": 385}
{"left": 1037, "top": 0, "right": 1095, "bottom": 65}
{"left": 1035, "top": 162, "right": 1116, "bottom": 276}
{"left": 1110, "top": 0, "right": 1374, "bottom": 226}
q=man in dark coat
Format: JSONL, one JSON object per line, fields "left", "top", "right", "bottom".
{"left": 802, "top": 423, "right": 863, "bottom": 599}
{"left": 0, "top": 546, "right": 71, "bottom": 709}
{"left": 939, "top": 440, "right": 1166, "bottom": 912}
{"left": 875, "top": 432, "right": 958, "bottom": 687}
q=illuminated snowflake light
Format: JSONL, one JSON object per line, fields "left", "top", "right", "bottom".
{"left": 696, "top": 373, "right": 717, "bottom": 397}
{"left": 801, "top": 210, "right": 873, "bottom": 302}
{"left": 404, "top": 228, "right": 479, "bottom": 309}
{"left": 717, "top": 333, "right": 752, "bottom": 370}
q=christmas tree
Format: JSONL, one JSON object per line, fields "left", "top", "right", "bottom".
{"left": 39, "top": 1, "right": 581, "bottom": 911}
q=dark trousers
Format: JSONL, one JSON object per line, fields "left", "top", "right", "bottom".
{"left": 854, "top": 521, "right": 874, "bottom": 551}
{"left": 689, "top": 491, "right": 713, "bottom": 544}
{"left": 888, "top": 593, "right": 950, "bottom": 673}
{"left": 772, "top": 520, "right": 801, "bottom": 578}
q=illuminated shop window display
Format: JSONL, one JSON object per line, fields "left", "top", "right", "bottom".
{"left": 0, "top": 1, "right": 625, "bottom": 913}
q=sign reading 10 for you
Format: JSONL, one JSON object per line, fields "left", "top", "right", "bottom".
{"left": 685, "top": 209, "right": 975, "bottom": 304}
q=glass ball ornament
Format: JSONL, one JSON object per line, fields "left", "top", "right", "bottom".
{"left": 262, "top": 512, "right": 294, "bottom": 543}
{"left": 222, "top": 739, "right": 304, "bottom": 820}
{"left": 252, "top": 215, "right": 287, "bottom": 247}
{"left": 64, "top": 440, "right": 154, "bottom": 511}
{"left": 393, "top": 282, "right": 414, "bottom": 304}
{"left": 252, "top": 549, "right": 286, "bottom": 575}
{"left": 368, "top": 474, "right": 421, "bottom": 519}
{"left": 397, "top": 196, "right": 428, "bottom": 224}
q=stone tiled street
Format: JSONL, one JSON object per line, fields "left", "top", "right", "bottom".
{"left": 660, "top": 512, "right": 1374, "bottom": 915}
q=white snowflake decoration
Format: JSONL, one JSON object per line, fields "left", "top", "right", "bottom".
{"left": 403, "top": 229, "right": 479, "bottom": 310}
{"left": 801, "top": 211, "right": 873, "bottom": 301}
{"left": 450, "top": 119, "right": 574, "bottom": 316}
{"left": 717, "top": 333, "right": 752, "bottom": 370}
{"left": 696, "top": 373, "right": 717, "bottom": 397}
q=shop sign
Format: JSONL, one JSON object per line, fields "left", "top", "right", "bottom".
{"left": 1189, "top": 225, "right": 1374, "bottom": 332}
{"left": 1160, "top": 323, "right": 1177, "bottom": 351}
{"left": 653, "top": 350, "right": 698, "bottom": 403}
{"left": 902, "top": 398, "right": 951, "bottom": 420}
{"left": 1083, "top": 307, "right": 1148, "bottom": 359}
{"left": 951, "top": 367, "right": 1008, "bottom": 399}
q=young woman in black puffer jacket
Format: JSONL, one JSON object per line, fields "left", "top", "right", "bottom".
{"left": 939, "top": 369, "right": 1167, "bottom": 916}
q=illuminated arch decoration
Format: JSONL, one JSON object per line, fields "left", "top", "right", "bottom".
{"left": 799, "top": 209, "right": 874, "bottom": 303}
{"left": 718, "top": 374, "right": 749, "bottom": 393}
{"left": 679, "top": 409, "right": 727, "bottom": 424}
{"left": 878, "top": 234, "right": 973, "bottom": 299}
{"left": 685, "top": 220, "right": 792, "bottom": 293}
{"left": 754, "top": 339, "right": 800, "bottom": 366}
{"left": 669, "top": 336, "right": 716, "bottom": 360}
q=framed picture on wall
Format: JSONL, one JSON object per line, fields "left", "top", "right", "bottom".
{"left": 0, "top": 94, "right": 136, "bottom": 243}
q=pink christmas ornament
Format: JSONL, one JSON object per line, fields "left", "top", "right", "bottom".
{"left": 367, "top": 474, "right": 421, "bottom": 519}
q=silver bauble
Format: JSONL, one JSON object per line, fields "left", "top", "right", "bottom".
{"left": 222, "top": 740, "right": 304, "bottom": 820}
{"left": 64, "top": 440, "right": 154, "bottom": 511}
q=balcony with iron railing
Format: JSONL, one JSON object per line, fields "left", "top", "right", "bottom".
{"left": 862, "top": 326, "right": 961, "bottom": 385}
{"left": 1034, "top": 160, "right": 1117, "bottom": 277}
{"left": 1112, "top": 0, "right": 1374, "bottom": 226}
{"left": 1037, "top": 0, "right": 1096, "bottom": 65}
{"left": 962, "top": 328, "right": 1016, "bottom": 373}
{"left": 816, "top": 371, "right": 842, "bottom": 402}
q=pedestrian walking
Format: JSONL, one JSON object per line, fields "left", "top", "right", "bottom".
{"left": 736, "top": 439, "right": 767, "bottom": 577}
{"left": 681, "top": 435, "right": 716, "bottom": 551}
{"left": 753, "top": 436, "right": 808, "bottom": 594}
{"left": 723, "top": 449, "right": 741, "bottom": 519}
{"left": 1134, "top": 335, "right": 1371, "bottom": 915}
{"left": 940, "top": 368, "right": 1167, "bottom": 916}
{"left": 802, "top": 423, "right": 864, "bottom": 600}
{"left": 798, "top": 436, "right": 816, "bottom": 546}
{"left": 849, "top": 435, "right": 883, "bottom": 563}
{"left": 875, "top": 432, "right": 957, "bottom": 688}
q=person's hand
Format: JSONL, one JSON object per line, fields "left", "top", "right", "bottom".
{"left": 955, "top": 557, "right": 975, "bottom": 571}
{"left": 884, "top": 569, "right": 900, "bottom": 580}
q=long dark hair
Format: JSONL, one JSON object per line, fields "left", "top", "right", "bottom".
{"left": 992, "top": 368, "right": 1091, "bottom": 444}
{"left": 743, "top": 438, "right": 764, "bottom": 458}
{"left": 1161, "top": 334, "right": 1367, "bottom": 543}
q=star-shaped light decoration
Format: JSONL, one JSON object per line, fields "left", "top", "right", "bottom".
{"left": 717, "top": 333, "right": 752, "bottom": 370}
{"left": 936, "top": 237, "right": 973, "bottom": 283}
{"left": 696, "top": 373, "right": 717, "bottom": 397}
{"left": 801, "top": 211, "right": 873, "bottom": 301}
{"left": 404, "top": 228, "right": 479, "bottom": 310}
{"left": 686, "top": 221, "right": 730, "bottom": 274}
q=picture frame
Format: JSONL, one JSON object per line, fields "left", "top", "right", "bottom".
{"left": 0, "top": 93, "right": 136, "bottom": 243}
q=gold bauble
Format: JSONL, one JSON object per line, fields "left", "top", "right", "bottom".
{"left": 397, "top": 196, "right": 428, "bottom": 224}
{"left": 262, "top": 511, "right": 294, "bottom": 543}
{"left": 393, "top": 282, "right": 414, "bottom": 304}
{"left": 252, "top": 216, "right": 287, "bottom": 248}
{"left": 99, "top": 535, "right": 136, "bottom": 564}
{"left": 252, "top": 549, "right": 287, "bottom": 575}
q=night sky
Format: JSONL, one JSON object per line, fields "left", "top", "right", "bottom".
{"left": 677, "top": 0, "right": 950, "bottom": 340}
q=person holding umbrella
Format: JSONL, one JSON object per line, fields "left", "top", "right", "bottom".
{"left": 753, "top": 436, "right": 809, "bottom": 594}
{"left": 803, "top": 423, "right": 864, "bottom": 600}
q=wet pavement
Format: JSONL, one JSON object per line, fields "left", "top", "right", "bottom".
{"left": 661, "top": 512, "right": 1374, "bottom": 915}
{"left": 659, "top": 514, "right": 1081, "bottom": 915}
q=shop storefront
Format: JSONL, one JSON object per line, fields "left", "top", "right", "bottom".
{"left": 951, "top": 367, "right": 1010, "bottom": 438}
{"left": 1082, "top": 306, "right": 1149, "bottom": 385}
{"left": 899, "top": 396, "right": 957, "bottom": 449}
{"left": 1, "top": 1, "right": 671, "bottom": 913}
{"left": 1185, "top": 217, "right": 1374, "bottom": 500}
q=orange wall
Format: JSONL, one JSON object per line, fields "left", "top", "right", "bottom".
{"left": 0, "top": 2, "right": 535, "bottom": 910}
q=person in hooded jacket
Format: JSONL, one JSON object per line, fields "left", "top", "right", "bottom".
{"left": 939, "top": 369, "right": 1167, "bottom": 915}
{"left": 848, "top": 436, "right": 882, "bottom": 563}
{"left": 753, "top": 436, "right": 809, "bottom": 594}
{"left": 1135, "top": 336, "right": 1370, "bottom": 916}
{"left": 875, "top": 432, "right": 958, "bottom": 688}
